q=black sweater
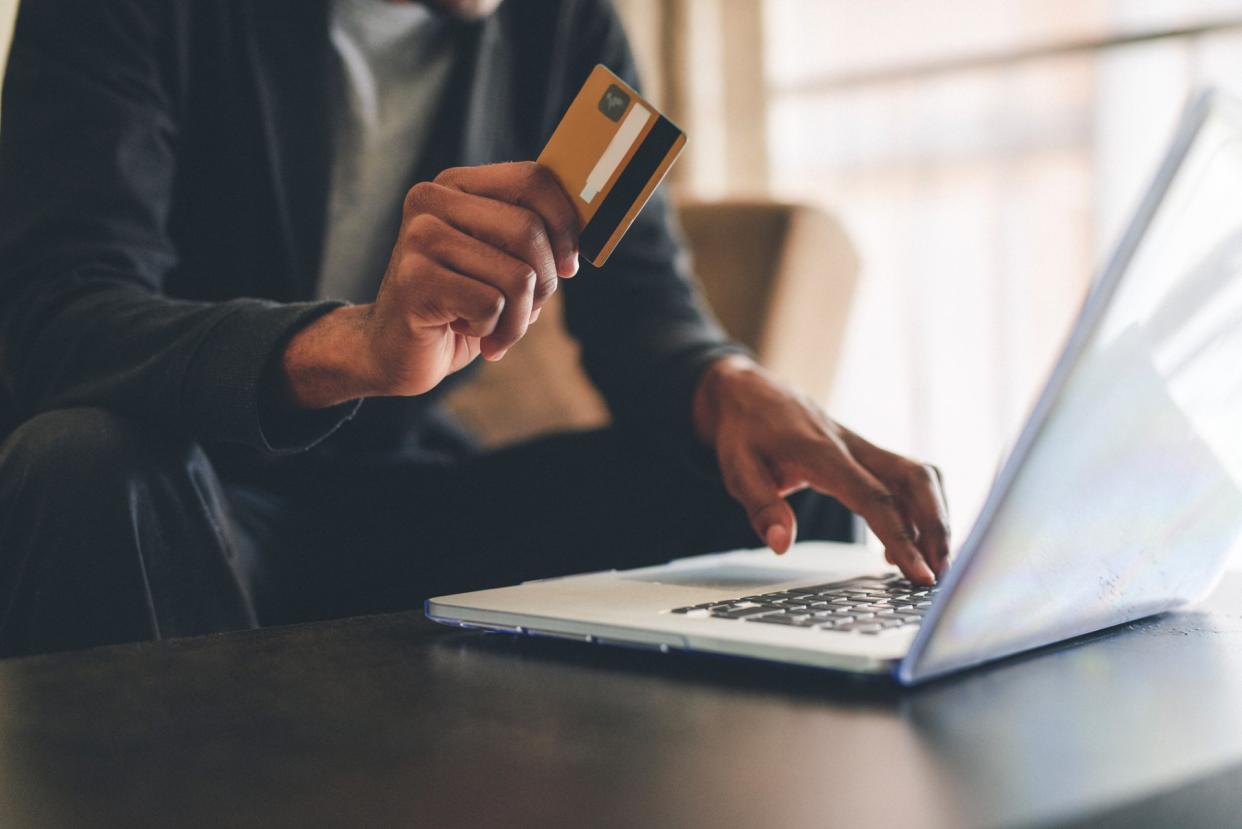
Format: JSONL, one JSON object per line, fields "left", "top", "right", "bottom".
{"left": 0, "top": 0, "right": 740, "bottom": 466}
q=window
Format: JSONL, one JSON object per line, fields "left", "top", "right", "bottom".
{"left": 763, "top": 0, "right": 1242, "bottom": 531}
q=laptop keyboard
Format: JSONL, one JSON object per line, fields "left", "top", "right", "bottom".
{"left": 667, "top": 574, "right": 938, "bottom": 635}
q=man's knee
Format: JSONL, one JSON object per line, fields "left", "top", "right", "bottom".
{"left": 0, "top": 408, "right": 254, "bottom": 656}
{"left": 0, "top": 407, "right": 196, "bottom": 496}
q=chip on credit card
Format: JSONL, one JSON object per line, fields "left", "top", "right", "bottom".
{"left": 538, "top": 64, "right": 687, "bottom": 267}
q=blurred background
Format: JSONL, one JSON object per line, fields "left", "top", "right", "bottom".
{"left": 4, "top": 0, "right": 1242, "bottom": 542}
{"left": 616, "top": 0, "right": 1242, "bottom": 534}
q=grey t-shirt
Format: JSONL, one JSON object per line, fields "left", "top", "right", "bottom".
{"left": 317, "top": 0, "right": 455, "bottom": 303}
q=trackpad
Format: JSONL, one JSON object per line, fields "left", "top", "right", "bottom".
{"left": 622, "top": 564, "right": 827, "bottom": 590}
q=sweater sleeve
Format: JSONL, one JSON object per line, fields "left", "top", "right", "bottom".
{"left": 0, "top": 0, "right": 358, "bottom": 452}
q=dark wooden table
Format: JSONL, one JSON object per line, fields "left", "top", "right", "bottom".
{"left": 3, "top": 574, "right": 1242, "bottom": 828}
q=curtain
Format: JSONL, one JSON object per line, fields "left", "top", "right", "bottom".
{"left": 614, "top": 0, "right": 770, "bottom": 197}
{"left": 0, "top": 0, "right": 16, "bottom": 122}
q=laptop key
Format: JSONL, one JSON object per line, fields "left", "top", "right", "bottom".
{"left": 712, "top": 606, "right": 776, "bottom": 619}
{"left": 749, "top": 615, "right": 802, "bottom": 626}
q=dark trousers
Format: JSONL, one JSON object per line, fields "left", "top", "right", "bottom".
{"left": 0, "top": 407, "right": 852, "bottom": 658}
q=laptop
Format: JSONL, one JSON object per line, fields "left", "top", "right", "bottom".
{"left": 428, "top": 89, "right": 1242, "bottom": 685}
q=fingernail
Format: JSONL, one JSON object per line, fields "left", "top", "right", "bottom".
{"left": 561, "top": 253, "right": 579, "bottom": 277}
{"left": 530, "top": 307, "right": 542, "bottom": 324}
{"left": 484, "top": 348, "right": 508, "bottom": 362}
{"left": 765, "top": 525, "right": 789, "bottom": 554}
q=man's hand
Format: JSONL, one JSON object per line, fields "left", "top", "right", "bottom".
{"left": 694, "top": 355, "right": 950, "bottom": 585}
{"left": 280, "top": 162, "right": 580, "bottom": 409}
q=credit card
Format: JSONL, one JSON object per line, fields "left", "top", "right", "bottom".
{"left": 538, "top": 64, "right": 687, "bottom": 267}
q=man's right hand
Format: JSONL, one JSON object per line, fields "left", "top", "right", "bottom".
{"left": 279, "top": 161, "right": 581, "bottom": 409}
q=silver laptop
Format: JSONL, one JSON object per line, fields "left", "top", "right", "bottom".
{"left": 428, "top": 89, "right": 1242, "bottom": 685}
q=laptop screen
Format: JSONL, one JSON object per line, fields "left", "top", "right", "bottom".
{"left": 907, "top": 92, "right": 1242, "bottom": 681}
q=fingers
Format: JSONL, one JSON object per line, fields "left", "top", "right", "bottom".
{"left": 720, "top": 450, "right": 798, "bottom": 554}
{"left": 434, "top": 162, "right": 581, "bottom": 277}
{"left": 404, "top": 182, "right": 560, "bottom": 322}
{"left": 797, "top": 441, "right": 936, "bottom": 585}
{"left": 409, "top": 257, "right": 505, "bottom": 339}
{"left": 903, "top": 463, "right": 951, "bottom": 576}
{"left": 410, "top": 213, "right": 540, "bottom": 360}
{"left": 842, "top": 469, "right": 935, "bottom": 586}
{"left": 840, "top": 428, "right": 952, "bottom": 579}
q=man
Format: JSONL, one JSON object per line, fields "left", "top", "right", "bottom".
{"left": 0, "top": 0, "right": 949, "bottom": 658}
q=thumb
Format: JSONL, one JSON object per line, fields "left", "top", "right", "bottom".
{"left": 720, "top": 450, "right": 798, "bottom": 554}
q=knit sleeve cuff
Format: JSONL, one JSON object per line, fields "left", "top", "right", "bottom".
{"left": 181, "top": 299, "right": 361, "bottom": 454}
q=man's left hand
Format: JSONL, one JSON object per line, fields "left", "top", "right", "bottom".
{"left": 693, "top": 355, "right": 950, "bottom": 585}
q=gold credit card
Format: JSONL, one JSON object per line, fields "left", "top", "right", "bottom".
{"left": 538, "top": 64, "right": 687, "bottom": 267}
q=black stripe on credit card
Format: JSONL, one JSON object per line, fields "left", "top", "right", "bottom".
{"left": 580, "top": 115, "right": 681, "bottom": 262}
